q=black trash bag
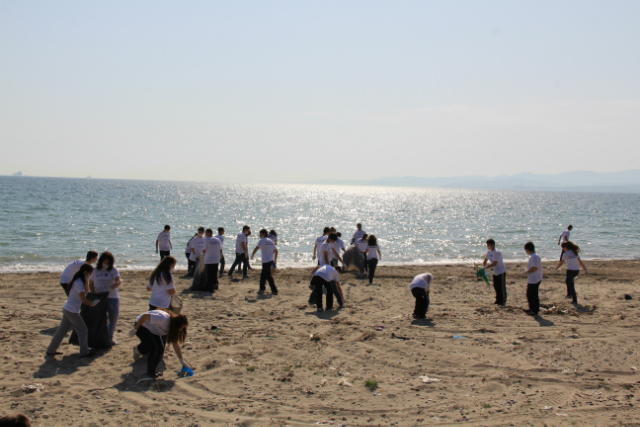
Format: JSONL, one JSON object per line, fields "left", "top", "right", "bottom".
{"left": 69, "top": 292, "right": 112, "bottom": 349}
{"left": 343, "top": 247, "right": 365, "bottom": 273}
{"left": 190, "top": 256, "right": 208, "bottom": 291}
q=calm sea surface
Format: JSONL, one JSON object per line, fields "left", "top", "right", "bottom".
{"left": 1, "top": 176, "right": 639, "bottom": 273}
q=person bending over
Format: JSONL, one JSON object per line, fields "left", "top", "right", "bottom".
{"left": 59, "top": 251, "right": 98, "bottom": 296}
{"left": 308, "top": 264, "right": 342, "bottom": 312}
{"left": 410, "top": 272, "right": 433, "bottom": 319}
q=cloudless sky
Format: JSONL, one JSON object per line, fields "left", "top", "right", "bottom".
{"left": 1, "top": 1, "right": 639, "bottom": 182}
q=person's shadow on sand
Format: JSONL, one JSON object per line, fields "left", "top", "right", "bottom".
{"left": 113, "top": 364, "right": 176, "bottom": 393}
{"left": 533, "top": 315, "right": 555, "bottom": 327}
{"left": 411, "top": 318, "right": 436, "bottom": 327}
{"left": 34, "top": 350, "right": 106, "bottom": 379}
{"left": 306, "top": 310, "right": 340, "bottom": 320}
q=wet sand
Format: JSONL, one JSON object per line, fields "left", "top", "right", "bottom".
{"left": 1, "top": 260, "right": 640, "bottom": 426}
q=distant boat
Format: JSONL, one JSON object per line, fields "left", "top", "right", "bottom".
{"left": 12, "top": 171, "right": 23, "bottom": 177}
{"left": 86, "top": 176, "right": 91, "bottom": 179}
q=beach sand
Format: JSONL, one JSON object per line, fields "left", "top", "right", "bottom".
{"left": 1, "top": 260, "right": 640, "bottom": 426}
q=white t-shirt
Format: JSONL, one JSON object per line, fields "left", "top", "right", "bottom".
{"left": 410, "top": 273, "right": 433, "bottom": 291}
{"left": 314, "top": 265, "right": 340, "bottom": 282}
{"left": 136, "top": 310, "right": 171, "bottom": 336}
{"left": 357, "top": 238, "right": 368, "bottom": 252}
{"left": 203, "top": 236, "right": 223, "bottom": 264}
{"left": 560, "top": 230, "right": 571, "bottom": 242}
{"left": 60, "top": 259, "right": 85, "bottom": 284}
{"left": 562, "top": 251, "right": 581, "bottom": 271}
{"left": 268, "top": 234, "right": 278, "bottom": 244}
{"left": 147, "top": 275, "right": 176, "bottom": 309}
{"left": 214, "top": 234, "right": 225, "bottom": 247}
{"left": 91, "top": 267, "right": 120, "bottom": 299}
{"left": 189, "top": 236, "right": 206, "bottom": 261}
{"left": 485, "top": 249, "right": 506, "bottom": 276}
{"left": 527, "top": 253, "right": 543, "bottom": 284}
{"left": 235, "top": 232, "right": 248, "bottom": 254}
{"left": 334, "top": 238, "right": 345, "bottom": 254}
{"left": 366, "top": 245, "right": 381, "bottom": 260}
{"left": 257, "top": 237, "right": 276, "bottom": 263}
{"left": 315, "top": 235, "right": 328, "bottom": 250}
{"left": 63, "top": 278, "right": 87, "bottom": 313}
{"left": 319, "top": 241, "right": 334, "bottom": 265}
{"left": 352, "top": 230, "right": 366, "bottom": 243}
{"left": 157, "top": 231, "right": 171, "bottom": 251}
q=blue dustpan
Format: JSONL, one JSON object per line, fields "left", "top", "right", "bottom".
{"left": 177, "top": 366, "right": 194, "bottom": 377}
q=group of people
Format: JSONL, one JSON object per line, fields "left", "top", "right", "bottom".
{"left": 46, "top": 222, "right": 586, "bottom": 377}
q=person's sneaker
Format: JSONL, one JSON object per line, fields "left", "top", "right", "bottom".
{"left": 46, "top": 351, "right": 64, "bottom": 356}
{"left": 565, "top": 295, "right": 572, "bottom": 299}
{"left": 79, "top": 349, "right": 97, "bottom": 358}
{"left": 111, "top": 341, "right": 121, "bottom": 346}
{"left": 243, "top": 275, "right": 250, "bottom": 280}
{"left": 499, "top": 304, "right": 506, "bottom": 307}
{"left": 271, "top": 292, "right": 278, "bottom": 296}
{"left": 133, "top": 347, "right": 142, "bottom": 362}
{"left": 412, "top": 313, "right": 418, "bottom": 319}
{"left": 257, "top": 290, "right": 265, "bottom": 295}
{"left": 317, "top": 308, "right": 324, "bottom": 312}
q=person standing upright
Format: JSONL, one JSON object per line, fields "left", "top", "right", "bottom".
{"left": 229, "top": 225, "right": 250, "bottom": 280}
{"left": 156, "top": 225, "right": 172, "bottom": 260}
{"left": 202, "top": 229, "right": 223, "bottom": 292}
{"left": 251, "top": 229, "right": 278, "bottom": 295}
{"left": 558, "top": 225, "right": 573, "bottom": 260}
{"left": 364, "top": 234, "right": 382, "bottom": 285}
{"left": 351, "top": 223, "right": 366, "bottom": 245}
{"left": 523, "top": 242, "right": 543, "bottom": 315}
{"left": 59, "top": 251, "right": 98, "bottom": 296}
{"left": 89, "top": 251, "right": 122, "bottom": 345}
{"left": 215, "top": 227, "right": 226, "bottom": 278}
{"left": 555, "top": 241, "right": 589, "bottom": 304}
{"left": 312, "top": 227, "right": 330, "bottom": 264}
{"left": 188, "top": 227, "right": 206, "bottom": 276}
{"left": 482, "top": 239, "right": 507, "bottom": 307}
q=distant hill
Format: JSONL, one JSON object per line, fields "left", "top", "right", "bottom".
{"left": 305, "top": 170, "right": 640, "bottom": 193}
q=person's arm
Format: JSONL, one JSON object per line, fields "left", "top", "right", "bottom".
{"left": 274, "top": 248, "right": 278, "bottom": 263}
{"left": 578, "top": 258, "right": 588, "bottom": 274}
{"left": 554, "top": 259, "right": 565, "bottom": 271}
{"left": 482, "top": 257, "right": 488, "bottom": 268}
{"left": 169, "top": 238, "right": 172, "bottom": 250}
{"left": 335, "top": 281, "right": 345, "bottom": 301}
{"left": 322, "top": 249, "right": 330, "bottom": 264}
{"left": 134, "top": 314, "right": 150, "bottom": 329}
{"left": 251, "top": 246, "right": 259, "bottom": 260}
{"left": 88, "top": 279, "right": 96, "bottom": 293}
{"left": 332, "top": 248, "right": 343, "bottom": 263}
{"left": 110, "top": 276, "right": 122, "bottom": 290}
{"left": 78, "top": 291, "right": 96, "bottom": 307}
{"left": 147, "top": 282, "right": 152, "bottom": 292}
{"left": 558, "top": 234, "right": 562, "bottom": 245}
{"left": 156, "top": 239, "right": 159, "bottom": 253}
{"left": 312, "top": 243, "right": 317, "bottom": 260}
{"left": 377, "top": 249, "right": 381, "bottom": 260}
{"left": 524, "top": 266, "right": 538, "bottom": 275}
{"left": 242, "top": 241, "right": 248, "bottom": 255}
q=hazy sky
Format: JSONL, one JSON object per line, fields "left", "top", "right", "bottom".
{"left": 1, "top": 1, "right": 639, "bottom": 183}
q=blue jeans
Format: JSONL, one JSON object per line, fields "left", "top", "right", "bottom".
{"left": 106, "top": 298, "right": 119, "bottom": 342}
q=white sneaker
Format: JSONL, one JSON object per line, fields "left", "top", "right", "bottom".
{"left": 133, "top": 347, "right": 142, "bottom": 362}
{"left": 111, "top": 341, "right": 121, "bottom": 346}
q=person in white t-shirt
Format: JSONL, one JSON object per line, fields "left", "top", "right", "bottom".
{"left": 89, "top": 251, "right": 122, "bottom": 345}
{"left": 482, "top": 239, "right": 508, "bottom": 306}
{"left": 185, "top": 233, "right": 197, "bottom": 273}
{"left": 187, "top": 227, "right": 206, "bottom": 276}
{"left": 410, "top": 273, "right": 433, "bottom": 319}
{"left": 308, "top": 264, "right": 342, "bottom": 312}
{"left": 59, "top": 251, "right": 98, "bottom": 296}
{"left": 156, "top": 225, "right": 172, "bottom": 260}
{"left": 229, "top": 225, "right": 251, "bottom": 279}
{"left": 202, "top": 229, "right": 223, "bottom": 292}
{"left": 555, "top": 241, "right": 589, "bottom": 304}
{"left": 357, "top": 233, "right": 369, "bottom": 272}
{"left": 268, "top": 230, "right": 278, "bottom": 245}
{"left": 215, "top": 227, "right": 226, "bottom": 278}
{"left": 312, "top": 227, "right": 330, "bottom": 264}
{"left": 557, "top": 225, "right": 573, "bottom": 260}
{"left": 364, "top": 235, "right": 382, "bottom": 285}
{"left": 129, "top": 309, "right": 190, "bottom": 379}
{"left": 251, "top": 229, "right": 279, "bottom": 295}
{"left": 351, "top": 223, "right": 366, "bottom": 245}
{"left": 147, "top": 256, "right": 177, "bottom": 310}
{"left": 523, "top": 242, "right": 543, "bottom": 316}
{"left": 333, "top": 232, "right": 346, "bottom": 267}
{"left": 47, "top": 263, "right": 99, "bottom": 358}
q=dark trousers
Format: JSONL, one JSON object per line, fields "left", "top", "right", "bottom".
{"left": 411, "top": 287, "right": 430, "bottom": 318}
{"left": 566, "top": 270, "right": 579, "bottom": 303}
{"left": 149, "top": 304, "right": 158, "bottom": 311}
{"left": 331, "top": 282, "right": 343, "bottom": 307}
{"left": 60, "top": 282, "right": 69, "bottom": 296}
{"left": 560, "top": 250, "right": 564, "bottom": 261}
{"left": 260, "top": 262, "right": 278, "bottom": 293}
{"left": 136, "top": 326, "right": 165, "bottom": 376}
{"left": 186, "top": 253, "right": 195, "bottom": 275}
{"left": 363, "top": 252, "right": 368, "bottom": 271}
{"left": 330, "top": 259, "right": 338, "bottom": 267}
{"left": 526, "top": 281, "right": 541, "bottom": 313}
{"left": 205, "top": 263, "right": 219, "bottom": 292}
{"left": 367, "top": 258, "right": 378, "bottom": 283}
{"left": 160, "top": 250, "right": 170, "bottom": 260}
{"left": 219, "top": 254, "right": 225, "bottom": 276}
{"left": 312, "top": 276, "right": 333, "bottom": 310}
{"left": 493, "top": 273, "right": 507, "bottom": 305}
{"left": 229, "top": 253, "right": 248, "bottom": 277}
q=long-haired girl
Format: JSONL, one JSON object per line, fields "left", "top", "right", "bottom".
{"left": 555, "top": 241, "right": 589, "bottom": 304}
{"left": 89, "top": 251, "right": 121, "bottom": 345}
{"left": 147, "top": 256, "right": 177, "bottom": 311}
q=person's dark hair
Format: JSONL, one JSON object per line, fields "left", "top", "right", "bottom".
{"left": 150, "top": 256, "right": 176, "bottom": 287}
{"left": 259, "top": 229, "right": 268, "bottom": 237}
{"left": 561, "top": 241, "right": 580, "bottom": 255}
{"left": 362, "top": 233, "right": 368, "bottom": 240}
{"left": 367, "top": 234, "right": 377, "bottom": 246}
{"left": 96, "top": 252, "right": 115, "bottom": 271}
{"left": 198, "top": 226, "right": 205, "bottom": 233}
{"left": 329, "top": 227, "right": 336, "bottom": 232}
{"left": 335, "top": 266, "right": 342, "bottom": 273}
{"left": 568, "top": 225, "right": 573, "bottom": 230}
{"left": 68, "top": 263, "right": 94, "bottom": 294}
{"left": 328, "top": 233, "right": 338, "bottom": 241}
{"left": 0, "top": 414, "right": 31, "bottom": 427}
{"left": 246, "top": 230, "right": 252, "bottom": 236}
{"left": 218, "top": 227, "right": 224, "bottom": 234}
{"left": 205, "top": 228, "right": 213, "bottom": 236}
{"left": 486, "top": 239, "right": 495, "bottom": 246}
{"left": 323, "top": 227, "right": 330, "bottom": 234}
{"left": 336, "top": 232, "right": 341, "bottom": 238}
{"left": 187, "top": 233, "right": 198, "bottom": 245}
{"left": 269, "top": 230, "right": 277, "bottom": 237}
{"left": 357, "top": 223, "right": 362, "bottom": 227}
{"left": 243, "top": 225, "right": 250, "bottom": 231}
{"left": 159, "top": 309, "right": 189, "bottom": 345}
{"left": 164, "top": 225, "right": 171, "bottom": 231}
{"left": 86, "top": 251, "right": 98, "bottom": 262}
{"left": 524, "top": 242, "right": 535, "bottom": 252}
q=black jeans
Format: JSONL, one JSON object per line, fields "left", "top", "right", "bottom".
{"left": 229, "top": 253, "right": 248, "bottom": 277}
{"left": 260, "top": 262, "right": 278, "bottom": 293}
{"left": 411, "top": 287, "right": 430, "bottom": 318}
{"left": 136, "top": 326, "right": 165, "bottom": 376}
{"left": 205, "top": 263, "right": 219, "bottom": 292}
{"left": 526, "top": 281, "right": 541, "bottom": 313}
{"left": 160, "top": 250, "right": 170, "bottom": 260}
{"left": 493, "top": 272, "right": 507, "bottom": 305}
{"left": 312, "top": 276, "right": 333, "bottom": 310}
{"left": 363, "top": 252, "right": 368, "bottom": 271}
{"left": 149, "top": 304, "right": 159, "bottom": 311}
{"left": 566, "top": 270, "right": 579, "bottom": 303}
{"left": 219, "top": 254, "right": 225, "bottom": 276}
{"left": 367, "top": 258, "right": 378, "bottom": 284}
{"left": 186, "top": 253, "right": 195, "bottom": 275}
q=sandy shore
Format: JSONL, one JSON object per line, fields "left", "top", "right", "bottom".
{"left": 1, "top": 260, "right": 640, "bottom": 426}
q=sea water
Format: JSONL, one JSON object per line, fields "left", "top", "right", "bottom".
{"left": 1, "top": 176, "right": 639, "bottom": 273}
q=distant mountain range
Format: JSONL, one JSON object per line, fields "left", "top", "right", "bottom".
{"left": 306, "top": 169, "right": 640, "bottom": 193}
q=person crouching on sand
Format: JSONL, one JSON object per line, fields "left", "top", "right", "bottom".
{"left": 47, "top": 264, "right": 99, "bottom": 358}
{"left": 555, "top": 241, "right": 589, "bottom": 304}
{"left": 523, "top": 242, "right": 543, "bottom": 316}
{"left": 410, "top": 273, "right": 433, "bottom": 319}
{"left": 308, "top": 264, "right": 342, "bottom": 312}
{"left": 147, "top": 256, "right": 177, "bottom": 311}
{"left": 129, "top": 309, "right": 190, "bottom": 379}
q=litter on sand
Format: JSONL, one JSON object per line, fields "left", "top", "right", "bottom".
{"left": 391, "top": 333, "right": 410, "bottom": 340}
{"left": 419, "top": 376, "right": 441, "bottom": 383}
{"left": 375, "top": 325, "right": 387, "bottom": 331}
{"left": 337, "top": 377, "right": 353, "bottom": 387}
{"left": 314, "top": 421, "right": 335, "bottom": 425}
{"left": 452, "top": 334, "right": 468, "bottom": 339}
